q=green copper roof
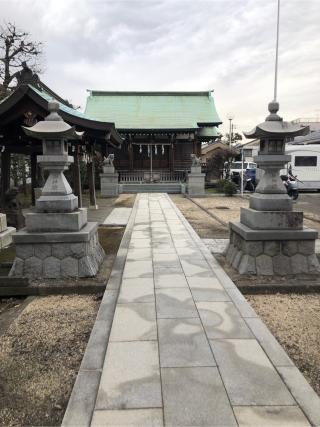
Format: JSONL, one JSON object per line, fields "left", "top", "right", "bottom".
{"left": 85, "top": 91, "right": 222, "bottom": 130}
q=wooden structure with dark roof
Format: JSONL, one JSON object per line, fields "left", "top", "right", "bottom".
{"left": 85, "top": 91, "right": 222, "bottom": 183}
{"left": 0, "top": 65, "right": 122, "bottom": 209}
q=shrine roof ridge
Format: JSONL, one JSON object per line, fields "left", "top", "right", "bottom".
{"left": 87, "top": 90, "right": 214, "bottom": 97}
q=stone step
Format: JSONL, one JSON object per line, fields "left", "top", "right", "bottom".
{"left": 121, "top": 183, "right": 182, "bottom": 193}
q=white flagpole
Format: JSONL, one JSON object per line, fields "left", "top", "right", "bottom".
{"left": 274, "top": 0, "right": 281, "bottom": 102}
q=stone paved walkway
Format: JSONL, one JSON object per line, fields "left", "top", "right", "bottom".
{"left": 64, "top": 193, "right": 320, "bottom": 427}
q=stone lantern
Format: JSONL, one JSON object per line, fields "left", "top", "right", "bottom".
{"left": 226, "top": 101, "right": 320, "bottom": 275}
{"left": 10, "top": 100, "right": 104, "bottom": 279}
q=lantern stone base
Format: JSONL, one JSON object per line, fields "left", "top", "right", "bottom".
{"left": 100, "top": 172, "right": 119, "bottom": 197}
{"left": 187, "top": 167, "right": 205, "bottom": 197}
{"left": 226, "top": 222, "right": 320, "bottom": 275}
{"left": 9, "top": 222, "right": 105, "bottom": 279}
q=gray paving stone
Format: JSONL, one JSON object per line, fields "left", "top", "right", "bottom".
{"left": 187, "top": 276, "right": 230, "bottom": 302}
{"left": 131, "top": 230, "right": 151, "bottom": 239}
{"left": 154, "top": 273, "right": 188, "bottom": 288}
{"left": 233, "top": 406, "right": 311, "bottom": 427}
{"left": 161, "top": 367, "right": 237, "bottom": 426}
{"left": 152, "top": 242, "right": 176, "bottom": 253}
{"left": 109, "top": 303, "right": 157, "bottom": 341}
{"left": 154, "top": 266, "right": 183, "bottom": 275}
{"left": 277, "top": 366, "right": 320, "bottom": 427}
{"left": 129, "top": 238, "right": 152, "bottom": 249}
{"left": 80, "top": 320, "right": 112, "bottom": 371}
{"left": 126, "top": 248, "right": 152, "bottom": 261}
{"left": 210, "top": 339, "right": 295, "bottom": 405}
{"left": 95, "top": 341, "right": 162, "bottom": 410}
{"left": 226, "top": 288, "right": 258, "bottom": 318}
{"left": 118, "top": 280, "right": 155, "bottom": 303}
{"left": 180, "top": 258, "right": 212, "bottom": 277}
{"left": 197, "top": 301, "right": 253, "bottom": 339}
{"left": 175, "top": 247, "right": 203, "bottom": 258}
{"left": 62, "top": 370, "right": 101, "bottom": 427}
{"left": 123, "top": 260, "right": 153, "bottom": 278}
{"left": 245, "top": 317, "right": 294, "bottom": 367}
{"left": 158, "top": 318, "right": 215, "bottom": 368}
{"left": 91, "top": 409, "right": 163, "bottom": 426}
{"left": 96, "top": 290, "right": 118, "bottom": 322}
{"left": 156, "top": 288, "right": 198, "bottom": 318}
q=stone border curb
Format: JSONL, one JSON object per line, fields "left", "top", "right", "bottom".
{"left": 61, "top": 196, "right": 139, "bottom": 427}
{"left": 167, "top": 194, "right": 320, "bottom": 426}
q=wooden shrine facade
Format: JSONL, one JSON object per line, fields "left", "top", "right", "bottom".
{"left": 85, "top": 91, "right": 222, "bottom": 182}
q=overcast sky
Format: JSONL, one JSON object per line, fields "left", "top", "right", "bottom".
{"left": 1, "top": 0, "right": 319, "bottom": 134}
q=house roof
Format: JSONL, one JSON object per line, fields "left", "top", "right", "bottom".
{"left": 201, "top": 141, "right": 237, "bottom": 155}
{"left": 0, "top": 84, "right": 123, "bottom": 146}
{"left": 85, "top": 90, "right": 222, "bottom": 130}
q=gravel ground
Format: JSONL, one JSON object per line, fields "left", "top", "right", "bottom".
{"left": 0, "top": 295, "right": 100, "bottom": 427}
{"left": 247, "top": 293, "right": 320, "bottom": 397}
{"left": 170, "top": 195, "right": 229, "bottom": 238}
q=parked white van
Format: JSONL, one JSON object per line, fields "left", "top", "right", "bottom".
{"left": 281, "top": 144, "right": 320, "bottom": 190}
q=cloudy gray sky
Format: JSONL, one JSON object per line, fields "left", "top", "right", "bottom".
{"left": 1, "top": 0, "right": 319, "bottom": 134}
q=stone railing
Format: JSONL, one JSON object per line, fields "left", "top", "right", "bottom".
{"left": 119, "top": 170, "right": 187, "bottom": 183}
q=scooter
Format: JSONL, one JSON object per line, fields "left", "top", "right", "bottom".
{"left": 281, "top": 174, "right": 299, "bottom": 200}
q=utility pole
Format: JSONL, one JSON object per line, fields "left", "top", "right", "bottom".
{"left": 227, "top": 114, "right": 234, "bottom": 149}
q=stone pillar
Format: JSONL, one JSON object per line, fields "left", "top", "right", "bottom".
{"left": 226, "top": 101, "right": 320, "bottom": 275}
{"left": 9, "top": 100, "right": 104, "bottom": 279}
{"left": 88, "top": 155, "right": 98, "bottom": 209}
{"left": 73, "top": 145, "right": 82, "bottom": 208}
{"left": 0, "top": 213, "right": 15, "bottom": 249}
{"left": 100, "top": 155, "right": 119, "bottom": 197}
{"left": 187, "top": 155, "right": 205, "bottom": 197}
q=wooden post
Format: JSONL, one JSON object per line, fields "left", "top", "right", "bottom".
{"left": 31, "top": 152, "right": 37, "bottom": 206}
{"left": 129, "top": 141, "right": 134, "bottom": 171}
{"left": 73, "top": 145, "right": 82, "bottom": 208}
{"left": 0, "top": 150, "right": 10, "bottom": 206}
{"left": 192, "top": 134, "right": 197, "bottom": 154}
{"left": 87, "top": 145, "right": 97, "bottom": 208}
{"left": 170, "top": 144, "right": 175, "bottom": 172}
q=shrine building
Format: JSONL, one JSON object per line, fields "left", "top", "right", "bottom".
{"left": 85, "top": 91, "right": 222, "bottom": 187}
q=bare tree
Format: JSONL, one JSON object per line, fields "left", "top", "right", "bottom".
{"left": 0, "top": 22, "right": 43, "bottom": 99}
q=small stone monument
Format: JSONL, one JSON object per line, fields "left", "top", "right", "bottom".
{"left": 226, "top": 101, "right": 320, "bottom": 275}
{"left": 9, "top": 100, "right": 104, "bottom": 279}
{"left": 187, "top": 154, "right": 205, "bottom": 196}
{"left": 0, "top": 213, "right": 15, "bottom": 249}
{"left": 100, "top": 154, "right": 119, "bottom": 197}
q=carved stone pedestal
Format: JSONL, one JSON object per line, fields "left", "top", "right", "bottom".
{"left": 187, "top": 165, "right": 205, "bottom": 197}
{"left": 100, "top": 162, "right": 119, "bottom": 197}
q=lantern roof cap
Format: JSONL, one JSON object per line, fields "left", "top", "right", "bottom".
{"left": 244, "top": 101, "right": 309, "bottom": 139}
{"left": 22, "top": 99, "right": 83, "bottom": 140}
